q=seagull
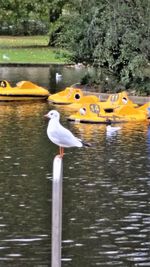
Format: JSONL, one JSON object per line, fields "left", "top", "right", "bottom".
{"left": 56, "top": 73, "right": 62, "bottom": 79}
{"left": 55, "top": 73, "right": 62, "bottom": 84}
{"left": 44, "top": 110, "right": 91, "bottom": 157}
{"left": 2, "top": 54, "right": 10, "bottom": 60}
{"left": 106, "top": 119, "right": 121, "bottom": 135}
{"left": 106, "top": 125, "right": 121, "bottom": 133}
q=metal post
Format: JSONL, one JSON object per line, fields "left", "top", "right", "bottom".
{"left": 51, "top": 155, "right": 63, "bottom": 267}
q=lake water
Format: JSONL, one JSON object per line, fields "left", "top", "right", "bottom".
{"left": 0, "top": 66, "right": 150, "bottom": 267}
{"left": 0, "top": 64, "right": 88, "bottom": 93}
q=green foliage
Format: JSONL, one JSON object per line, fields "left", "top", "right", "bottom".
{"left": 0, "top": 0, "right": 49, "bottom": 35}
{"left": 52, "top": 0, "right": 150, "bottom": 94}
{"left": 0, "top": 0, "right": 149, "bottom": 93}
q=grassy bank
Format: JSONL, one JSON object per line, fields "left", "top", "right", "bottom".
{"left": 0, "top": 36, "right": 72, "bottom": 64}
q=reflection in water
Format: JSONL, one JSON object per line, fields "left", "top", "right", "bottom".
{"left": 0, "top": 102, "right": 52, "bottom": 266}
{"left": 0, "top": 65, "right": 87, "bottom": 94}
{"left": 147, "top": 126, "right": 150, "bottom": 159}
{"left": 61, "top": 121, "right": 150, "bottom": 267}
{"left": 0, "top": 67, "right": 150, "bottom": 266}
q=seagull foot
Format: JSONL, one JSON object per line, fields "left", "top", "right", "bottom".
{"left": 55, "top": 154, "right": 65, "bottom": 159}
{"left": 56, "top": 154, "right": 62, "bottom": 158}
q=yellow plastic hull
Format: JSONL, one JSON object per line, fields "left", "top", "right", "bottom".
{"left": 0, "top": 80, "right": 49, "bottom": 101}
{"left": 48, "top": 87, "right": 84, "bottom": 104}
{"left": 100, "top": 91, "right": 138, "bottom": 110}
{"left": 0, "top": 95, "right": 48, "bottom": 101}
{"left": 69, "top": 115, "right": 147, "bottom": 124}
{"left": 68, "top": 102, "right": 150, "bottom": 124}
{"left": 67, "top": 95, "right": 99, "bottom": 110}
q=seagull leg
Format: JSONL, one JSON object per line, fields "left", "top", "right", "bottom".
{"left": 61, "top": 147, "right": 64, "bottom": 157}
{"left": 59, "top": 147, "right": 64, "bottom": 157}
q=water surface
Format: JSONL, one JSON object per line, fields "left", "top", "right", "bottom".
{"left": 0, "top": 64, "right": 87, "bottom": 93}
{"left": 0, "top": 66, "right": 149, "bottom": 267}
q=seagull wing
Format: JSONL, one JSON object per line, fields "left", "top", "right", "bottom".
{"left": 57, "top": 124, "right": 82, "bottom": 147}
{"left": 48, "top": 122, "right": 82, "bottom": 148}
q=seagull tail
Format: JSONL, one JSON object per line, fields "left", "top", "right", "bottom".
{"left": 82, "top": 141, "right": 91, "bottom": 147}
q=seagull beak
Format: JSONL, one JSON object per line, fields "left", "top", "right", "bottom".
{"left": 44, "top": 113, "right": 49, "bottom": 119}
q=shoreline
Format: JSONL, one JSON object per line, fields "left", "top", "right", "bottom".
{"left": 0, "top": 63, "right": 149, "bottom": 105}
{"left": 0, "top": 62, "right": 67, "bottom": 67}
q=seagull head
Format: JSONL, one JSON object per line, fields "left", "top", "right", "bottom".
{"left": 44, "top": 110, "right": 60, "bottom": 120}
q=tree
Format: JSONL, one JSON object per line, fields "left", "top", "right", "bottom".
{"left": 55, "top": 0, "right": 150, "bottom": 93}
{"left": 0, "top": 0, "right": 49, "bottom": 35}
{"left": 0, "top": 0, "right": 149, "bottom": 93}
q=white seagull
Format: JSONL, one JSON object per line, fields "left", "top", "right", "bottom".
{"left": 106, "top": 125, "right": 121, "bottom": 133}
{"left": 2, "top": 54, "right": 10, "bottom": 60}
{"left": 106, "top": 120, "right": 121, "bottom": 137}
{"left": 44, "top": 110, "right": 90, "bottom": 157}
{"left": 56, "top": 72, "right": 62, "bottom": 79}
{"left": 106, "top": 119, "right": 121, "bottom": 136}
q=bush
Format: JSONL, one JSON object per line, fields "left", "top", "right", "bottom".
{"left": 0, "top": 20, "right": 48, "bottom": 36}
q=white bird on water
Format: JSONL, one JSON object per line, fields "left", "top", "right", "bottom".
{"left": 106, "top": 120, "right": 121, "bottom": 136}
{"left": 56, "top": 72, "right": 62, "bottom": 79}
{"left": 106, "top": 125, "right": 121, "bottom": 133}
{"left": 44, "top": 110, "right": 91, "bottom": 157}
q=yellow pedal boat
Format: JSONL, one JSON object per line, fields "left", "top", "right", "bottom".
{"left": 48, "top": 87, "right": 134, "bottom": 109}
{"left": 48, "top": 87, "right": 84, "bottom": 104}
{"left": 67, "top": 91, "right": 137, "bottom": 111}
{"left": 48, "top": 87, "right": 85, "bottom": 104}
{"left": 0, "top": 80, "right": 49, "bottom": 101}
{"left": 99, "top": 91, "right": 138, "bottom": 110}
{"left": 68, "top": 102, "right": 150, "bottom": 124}
{"left": 67, "top": 95, "right": 100, "bottom": 110}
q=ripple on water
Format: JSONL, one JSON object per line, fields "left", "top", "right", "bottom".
{"left": 0, "top": 101, "right": 149, "bottom": 267}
